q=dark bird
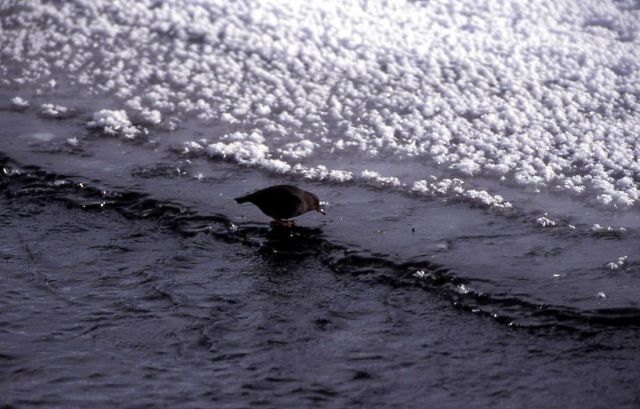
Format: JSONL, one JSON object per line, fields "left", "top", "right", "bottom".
{"left": 235, "top": 185, "right": 325, "bottom": 226}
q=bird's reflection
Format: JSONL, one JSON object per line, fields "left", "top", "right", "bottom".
{"left": 259, "top": 224, "right": 327, "bottom": 258}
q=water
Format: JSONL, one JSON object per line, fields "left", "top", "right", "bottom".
{"left": 2, "top": 0, "right": 640, "bottom": 407}
{"left": 2, "top": 121, "right": 640, "bottom": 407}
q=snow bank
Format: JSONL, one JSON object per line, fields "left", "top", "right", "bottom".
{"left": 2, "top": 0, "right": 640, "bottom": 208}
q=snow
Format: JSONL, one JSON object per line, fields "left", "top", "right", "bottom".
{"left": 2, "top": 0, "right": 640, "bottom": 209}
{"left": 40, "top": 103, "right": 70, "bottom": 118}
{"left": 606, "top": 256, "right": 627, "bottom": 270}
{"left": 87, "top": 109, "right": 140, "bottom": 139}
{"left": 66, "top": 137, "right": 79, "bottom": 147}
{"left": 361, "top": 170, "right": 403, "bottom": 188}
{"left": 292, "top": 164, "right": 354, "bottom": 183}
{"left": 412, "top": 177, "right": 512, "bottom": 209}
{"left": 536, "top": 215, "right": 557, "bottom": 227}
{"left": 10, "top": 96, "right": 29, "bottom": 109}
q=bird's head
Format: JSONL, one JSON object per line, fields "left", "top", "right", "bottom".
{"left": 308, "top": 192, "right": 326, "bottom": 215}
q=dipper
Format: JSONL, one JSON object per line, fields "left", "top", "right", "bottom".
{"left": 235, "top": 185, "right": 325, "bottom": 225}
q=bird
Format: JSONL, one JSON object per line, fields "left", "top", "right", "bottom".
{"left": 234, "top": 185, "right": 325, "bottom": 226}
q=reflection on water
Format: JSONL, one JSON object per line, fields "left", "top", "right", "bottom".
{"left": 262, "top": 225, "right": 326, "bottom": 256}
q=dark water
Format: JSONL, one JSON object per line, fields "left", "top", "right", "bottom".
{"left": 2, "top": 151, "right": 640, "bottom": 408}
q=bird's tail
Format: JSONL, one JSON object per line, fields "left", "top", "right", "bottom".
{"left": 234, "top": 195, "right": 249, "bottom": 204}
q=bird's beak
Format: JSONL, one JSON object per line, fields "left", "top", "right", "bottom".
{"left": 318, "top": 208, "right": 326, "bottom": 215}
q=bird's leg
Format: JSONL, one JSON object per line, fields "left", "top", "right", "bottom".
{"left": 271, "top": 219, "right": 287, "bottom": 227}
{"left": 270, "top": 219, "right": 296, "bottom": 228}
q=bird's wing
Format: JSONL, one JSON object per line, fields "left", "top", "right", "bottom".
{"left": 258, "top": 187, "right": 302, "bottom": 219}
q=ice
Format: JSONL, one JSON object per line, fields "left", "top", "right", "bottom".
{"left": 30, "top": 132, "right": 55, "bottom": 142}
{"left": 1, "top": 0, "right": 640, "bottom": 210}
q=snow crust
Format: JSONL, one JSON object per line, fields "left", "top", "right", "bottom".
{"left": 2, "top": 0, "right": 640, "bottom": 208}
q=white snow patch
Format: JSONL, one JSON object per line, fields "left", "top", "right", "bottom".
{"left": 138, "top": 109, "right": 162, "bottom": 125}
{"left": 606, "top": 256, "right": 627, "bottom": 270}
{"left": 536, "top": 215, "right": 557, "bottom": 227}
{"left": 205, "top": 132, "right": 292, "bottom": 174}
{"left": 207, "top": 140, "right": 269, "bottom": 163}
{"left": 413, "top": 270, "right": 434, "bottom": 280}
{"left": 87, "top": 109, "right": 140, "bottom": 139}
{"left": 591, "top": 224, "right": 626, "bottom": 233}
{"left": 66, "top": 137, "right": 80, "bottom": 146}
{"left": 456, "top": 284, "right": 470, "bottom": 295}
{"left": 412, "top": 177, "right": 512, "bottom": 209}
{"left": 361, "top": 170, "right": 402, "bottom": 188}
{"left": 279, "top": 140, "right": 317, "bottom": 160}
{"left": 292, "top": 164, "right": 354, "bottom": 183}
{"left": 40, "top": 103, "right": 70, "bottom": 118}
{"left": 11, "top": 96, "right": 29, "bottom": 109}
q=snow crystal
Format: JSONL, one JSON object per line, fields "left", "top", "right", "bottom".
{"left": 361, "top": 170, "right": 402, "bottom": 188}
{"left": 591, "top": 224, "right": 626, "bottom": 233}
{"left": 40, "top": 103, "right": 71, "bottom": 119}
{"left": 181, "top": 141, "right": 204, "bottom": 155}
{"left": 606, "top": 256, "right": 627, "bottom": 270}
{"left": 413, "top": 270, "right": 433, "bottom": 279}
{"left": 207, "top": 141, "right": 269, "bottom": 163}
{"left": 138, "top": 109, "right": 162, "bottom": 126}
{"left": 456, "top": 284, "right": 470, "bottom": 295}
{"left": 66, "top": 137, "right": 79, "bottom": 146}
{"left": 536, "top": 215, "right": 557, "bottom": 227}
{"left": 205, "top": 134, "right": 291, "bottom": 174}
{"left": 10, "top": 96, "right": 29, "bottom": 110}
{"left": 87, "top": 109, "right": 140, "bottom": 139}
{"left": 261, "top": 159, "right": 292, "bottom": 174}
{"left": 464, "top": 190, "right": 511, "bottom": 208}
{"left": 292, "top": 165, "right": 354, "bottom": 183}
{"left": 451, "top": 159, "right": 481, "bottom": 176}
{"left": 412, "top": 177, "right": 512, "bottom": 209}
{"left": 279, "top": 140, "right": 317, "bottom": 160}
